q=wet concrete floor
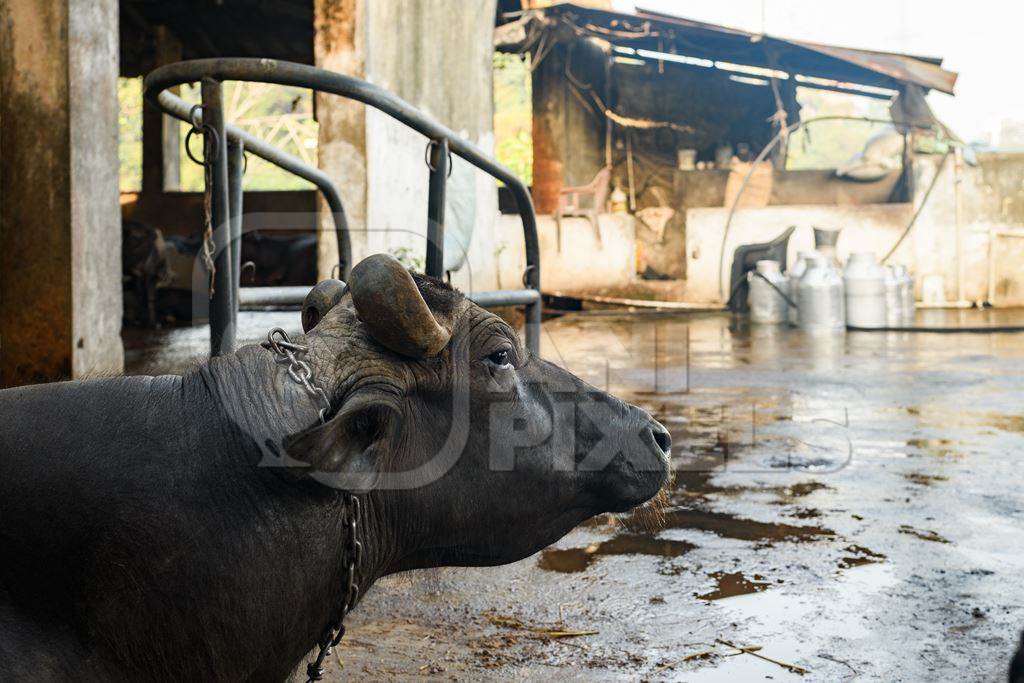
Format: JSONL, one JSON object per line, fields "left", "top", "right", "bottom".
{"left": 125, "top": 307, "right": 1024, "bottom": 681}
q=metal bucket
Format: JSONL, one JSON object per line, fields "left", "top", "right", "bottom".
{"left": 844, "top": 252, "right": 886, "bottom": 329}
{"left": 798, "top": 255, "right": 845, "bottom": 333}
{"left": 748, "top": 260, "right": 788, "bottom": 324}
{"left": 813, "top": 226, "right": 842, "bottom": 266}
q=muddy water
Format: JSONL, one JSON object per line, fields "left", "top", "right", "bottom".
{"left": 539, "top": 535, "right": 696, "bottom": 573}
{"left": 125, "top": 308, "right": 1024, "bottom": 681}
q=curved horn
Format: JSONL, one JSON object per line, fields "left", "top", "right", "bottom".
{"left": 348, "top": 254, "right": 450, "bottom": 358}
{"left": 302, "top": 279, "right": 348, "bottom": 332}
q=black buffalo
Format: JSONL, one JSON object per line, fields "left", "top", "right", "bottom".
{"left": 0, "top": 254, "right": 670, "bottom": 681}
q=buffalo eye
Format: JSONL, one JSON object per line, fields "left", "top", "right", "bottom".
{"left": 487, "top": 349, "right": 512, "bottom": 368}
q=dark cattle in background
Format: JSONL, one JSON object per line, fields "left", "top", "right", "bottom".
{"left": 0, "top": 254, "right": 670, "bottom": 681}
{"left": 241, "top": 231, "right": 318, "bottom": 287}
{"left": 134, "top": 229, "right": 315, "bottom": 325}
{"left": 122, "top": 220, "right": 171, "bottom": 328}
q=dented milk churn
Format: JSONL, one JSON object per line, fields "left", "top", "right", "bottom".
{"left": 748, "top": 260, "right": 788, "bottom": 324}
{"left": 787, "top": 251, "right": 815, "bottom": 326}
{"left": 798, "top": 254, "right": 845, "bottom": 333}
{"left": 844, "top": 252, "right": 887, "bottom": 328}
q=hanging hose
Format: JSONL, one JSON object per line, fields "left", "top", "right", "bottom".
{"left": 847, "top": 324, "right": 1024, "bottom": 333}
{"left": 880, "top": 149, "right": 951, "bottom": 263}
{"left": 751, "top": 270, "right": 798, "bottom": 308}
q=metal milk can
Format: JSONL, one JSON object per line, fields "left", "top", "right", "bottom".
{"left": 798, "top": 254, "right": 845, "bottom": 333}
{"left": 748, "top": 259, "right": 788, "bottom": 324}
{"left": 844, "top": 252, "right": 887, "bottom": 328}
{"left": 787, "top": 251, "right": 815, "bottom": 326}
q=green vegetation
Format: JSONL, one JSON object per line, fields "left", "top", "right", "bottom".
{"left": 493, "top": 52, "right": 532, "bottom": 185}
{"left": 118, "top": 77, "right": 143, "bottom": 192}
{"left": 116, "top": 78, "right": 318, "bottom": 192}
{"left": 785, "top": 88, "right": 893, "bottom": 169}
{"left": 177, "top": 82, "right": 317, "bottom": 191}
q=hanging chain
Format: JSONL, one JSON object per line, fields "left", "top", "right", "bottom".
{"left": 261, "top": 327, "right": 362, "bottom": 681}
{"left": 263, "top": 327, "right": 331, "bottom": 421}
{"left": 185, "top": 104, "right": 219, "bottom": 298}
{"left": 304, "top": 494, "right": 361, "bottom": 682}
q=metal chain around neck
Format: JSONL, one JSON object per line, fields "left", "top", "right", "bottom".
{"left": 261, "top": 327, "right": 363, "bottom": 681}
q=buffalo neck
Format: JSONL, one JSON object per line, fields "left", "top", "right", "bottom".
{"left": 163, "top": 346, "right": 401, "bottom": 678}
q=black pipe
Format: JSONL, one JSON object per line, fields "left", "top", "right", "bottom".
{"left": 202, "top": 79, "right": 235, "bottom": 357}
{"left": 750, "top": 270, "right": 798, "bottom": 308}
{"left": 847, "top": 324, "right": 1024, "bottom": 333}
{"left": 425, "top": 138, "right": 448, "bottom": 279}
{"left": 750, "top": 272, "right": 1024, "bottom": 333}
{"left": 227, "top": 139, "right": 244, "bottom": 333}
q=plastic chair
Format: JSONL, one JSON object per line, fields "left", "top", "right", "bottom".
{"left": 554, "top": 165, "right": 612, "bottom": 248}
{"left": 727, "top": 225, "right": 796, "bottom": 312}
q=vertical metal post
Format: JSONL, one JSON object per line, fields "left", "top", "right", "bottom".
{"left": 227, "top": 139, "right": 244, "bottom": 332}
{"left": 509, "top": 180, "right": 542, "bottom": 355}
{"left": 425, "top": 138, "right": 448, "bottom": 279}
{"left": 202, "top": 78, "right": 235, "bottom": 356}
{"left": 953, "top": 147, "right": 965, "bottom": 304}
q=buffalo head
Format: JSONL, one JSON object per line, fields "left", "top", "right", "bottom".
{"left": 283, "top": 254, "right": 670, "bottom": 571}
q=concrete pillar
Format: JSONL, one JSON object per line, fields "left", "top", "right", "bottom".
{"left": 142, "top": 26, "right": 182, "bottom": 194}
{"left": 313, "top": 0, "right": 499, "bottom": 285}
{"left": 531, "top": 43, "right": 605, "bottom": 215}
{"left": 314, "top": 0, "right": 368, "bottom": 280}
{"left": 531, "top": 44, "right": 568, "bottom": 215}
{"left": 0, "top": 0, "right": 123, "bottom": 386}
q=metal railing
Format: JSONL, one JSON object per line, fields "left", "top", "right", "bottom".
{"left": 143, "top": 58, "right": 541, "bottom": 356}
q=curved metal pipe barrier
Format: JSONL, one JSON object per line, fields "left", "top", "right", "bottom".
{"left": 144, "top": 58, "right": 541, "bottom": 356}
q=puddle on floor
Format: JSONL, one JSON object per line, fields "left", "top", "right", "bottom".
{"left": 538, "top": 534, "right": 696, "bottom": 573}
{"left": 697, "top": 571, "right": 772, "bottom": 600}
{"left": 676, "top": 562, "right": 897, "bottom": 681}
{"left": 904, "top": 472, "right": 949, "bottom": 486}
{"left": 906, "top": 437, "right": 962, "bottom": 458}
{"left": 645, "top": 507, "right": 834, "bottom": 543}
{"left": 898, "top": 524, "right": 951, "bottom": 543}
{"left": 900, "top": 405, "right": 1024, "bottom": 435}
{"left": 837, "top": 544, "right": 887, "bottom": 569}
{"left": 784, "top": 507, "right": 823, "bottom": 519}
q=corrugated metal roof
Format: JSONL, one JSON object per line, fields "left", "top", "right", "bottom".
{"left": 792, "top": 39, "right": 957, "bottom": 95}
{"left": 538, "top": 4, "right": 957, "bottom": 95}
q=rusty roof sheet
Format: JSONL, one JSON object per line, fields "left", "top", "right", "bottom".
{"left": 791, "top": 39, "right": 957, "bottom": 95}
{"left": 539, "top": 4, "right": 957, "bottom": 95}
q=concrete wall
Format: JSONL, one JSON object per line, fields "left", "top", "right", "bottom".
{"left": 686, "top": 203, "right": 913, "bottom": 303}
{"left": 684, "top": 153, "right": 1024, "bottom": 305}
{"left": 314, "top": 0, "right": 502, "bottom": 293}
{"left": 314, "top": 0, "right": 367, "bottom": 278}
{"left": 493, "top": 213, "right": 636, "bottom": 293}
{"left": 0, "top": 0, "right": 123, "bottom": 385}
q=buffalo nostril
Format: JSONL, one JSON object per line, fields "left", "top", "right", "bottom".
{"left": 651, "top": 422, "right": 671, "bottom": 455}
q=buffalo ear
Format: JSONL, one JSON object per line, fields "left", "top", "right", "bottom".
{"left": 282, "top": 398, "right": 398, "bottom": 493}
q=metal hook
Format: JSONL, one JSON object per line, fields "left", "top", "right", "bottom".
{"left": 424, "top": 139, "right": 453, "bottom": 178}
